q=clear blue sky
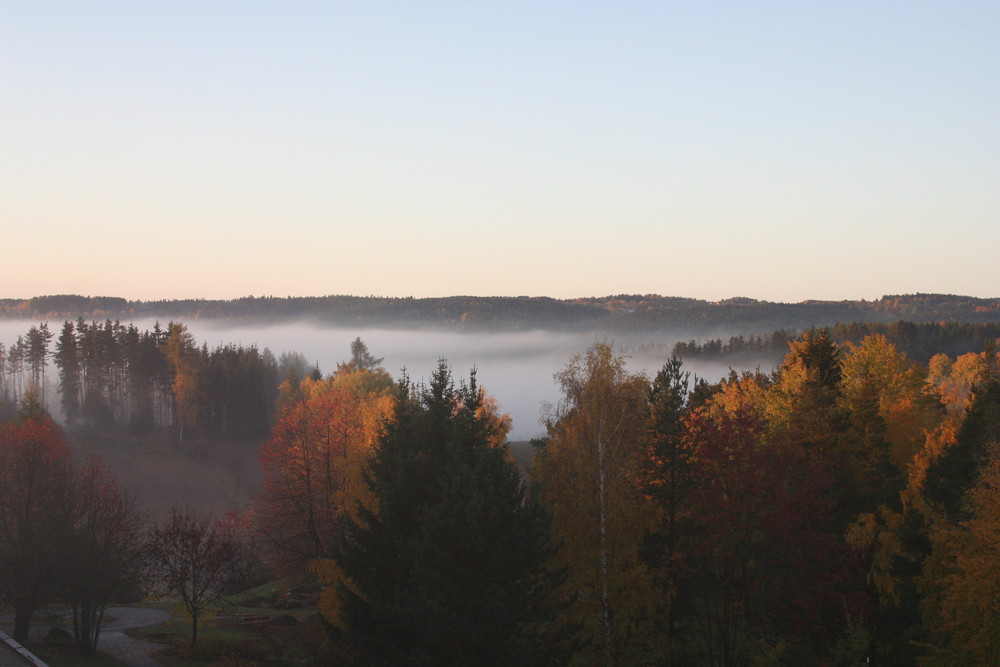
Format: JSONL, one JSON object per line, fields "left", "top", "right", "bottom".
{"left": 2, "top": 1, "right": 997, "bottom": 302}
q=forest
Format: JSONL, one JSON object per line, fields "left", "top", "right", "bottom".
{"left": 1, "top": 292, "right": 999, "bottom": 334}
{"left": 0, "top": 317, "right": 998, "bottom": 666}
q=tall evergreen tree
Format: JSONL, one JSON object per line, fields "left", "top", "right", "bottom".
{"left": 24, "top": 324, "right": 52, "bottom": 405}
{"left": 54, "top": 321, "right": 81, "bottom": 427}
{"left": 338, "top": 362, "right": 564, "bottom": 665}
{"left": 640, "top": 356, "right": 694, "bottom": 662}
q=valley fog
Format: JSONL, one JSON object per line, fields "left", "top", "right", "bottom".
{"left": 189, "top": 321, "right": 763, "bottom": 441}
{"left": 0, "top": 319, "right": 763, "bottom": 441}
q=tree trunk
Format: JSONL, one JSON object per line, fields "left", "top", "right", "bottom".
{"left": 597, "top": 433, "right": 614, "bottom": 667}
{"left": 13, "top": 602, "right": 33, "bottom": 643}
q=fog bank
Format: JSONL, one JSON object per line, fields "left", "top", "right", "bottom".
{"left": 163, "top": 321, "right": 760, "bottom": 441}
{"left": 0, "top": 319, "right": 769, "bottom": 441}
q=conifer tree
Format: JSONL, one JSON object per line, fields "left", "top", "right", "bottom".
{"left": 54, "top": 321, "right": 81, "bottom": 427}
{"left": 641, "top": 356, "right": 694, "bottom": 660}
{"left": 338, "top": 362, "right": 563, "bottom": 665}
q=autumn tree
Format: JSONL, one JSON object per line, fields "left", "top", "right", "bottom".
{"left": 680, "top": 390, "right": 853, "bottom": 664}
{"left": 533, "top": 342, "right": 659, "bottom": 665}
{"left": 927, "top": 351, "right": 990, "bottom": 415}
{"left": 922, "top": 376, "right": 1000, "bottom": 522}
{"left": 338, "top": 362, "right": 562, "bottom": 665}
{"left": 162, "top": 322, "right": 206, "bottom": 446}
{"left": 63, "top": 461, "right": 146, "bottom": 651}
{"left": 0, "top": 398, "right": 76, "bottom": 641}
{"left": 921, "top": 450, "right": 1000, "bottom": 665}
{"left": 839, "top": 335, "right": 945, "bottom": 506}
{"left": 148, "top": 509, "right": 238, "bottom": 647}
{"left": 829, "top": 335, "right": 949, "bottom": 660}
{"left": 254, "top": 363, "right": 395, "bottom": 575}
{"left": 765, "top": 328, "right": 845, "bottom": 452}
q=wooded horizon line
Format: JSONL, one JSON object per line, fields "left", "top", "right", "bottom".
{"left": 1, "top": 293, "right": 998, "bottom": 334}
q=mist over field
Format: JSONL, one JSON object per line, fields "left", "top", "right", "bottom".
{"left": 0, "top": 319, "right": 758, "bottom": 441}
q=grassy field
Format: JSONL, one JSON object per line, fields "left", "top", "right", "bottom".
{"left": 132, "top": 580, "right": 327, "bottom": 666}
{"left": 20, "top": 579, "right": 328, "bottom": 666}
{"left": 70, "top": 430, "right": 265, "bottom": 521}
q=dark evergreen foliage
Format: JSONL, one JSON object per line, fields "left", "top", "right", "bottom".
{"left": 640, "top": 356, "right": 695, "bottom": 656}
{"left": 338, "top": 362, "right": 567, "bottom": 666}
{"left": 1, "top": 319, "right": 280, "bottom": 440}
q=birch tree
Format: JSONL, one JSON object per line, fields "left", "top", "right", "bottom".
{"left": 534, "top": 342, "right": 659, "bottom": 665}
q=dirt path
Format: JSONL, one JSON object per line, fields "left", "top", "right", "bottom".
{"left": 97, "top": 607, "right": 170, "bottom": 667}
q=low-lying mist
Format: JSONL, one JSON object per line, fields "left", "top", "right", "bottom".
{"left": 0, "top": 319, "right": 778, "bottom": 442}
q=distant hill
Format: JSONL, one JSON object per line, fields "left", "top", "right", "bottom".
{"left": 1, "top": 293, "right": 998, "bottom": 335}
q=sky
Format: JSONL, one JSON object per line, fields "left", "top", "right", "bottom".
{"left": 2, "top": 1, "right": 998, "bottom": 303}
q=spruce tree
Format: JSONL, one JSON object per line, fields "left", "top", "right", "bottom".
{"left": 338, "top": 362, "right": 564, "bottom": 665}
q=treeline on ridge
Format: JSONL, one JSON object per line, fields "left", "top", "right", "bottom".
{"left": 1, "top": 292, "right": 998, "bottom": 333}
{"left": 665, "top": 321, "right": 1000, "bottom": 366}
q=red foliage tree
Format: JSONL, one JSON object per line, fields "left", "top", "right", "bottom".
{"left": 681, "top": 405, "right": 857, "bottom": 661}
{"left": 254, "top": 371, "right": 393, "bottom": 576}
{"left": 256, "top": 391, "right": 350, "bottom": 572}
{"left": 0, "top": 412, "right": 75, "bottom": 641}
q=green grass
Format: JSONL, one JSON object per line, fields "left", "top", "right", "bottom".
{"left": 123, "top": 580, "right": 327, "bottom": 665}
{"left": 16, "top": 578, "right": 325, "bottom": 666}
{"left": 222, "top": 578, "right": 292, "bottom": 606}
{"left": 130, "top": 614, "right": 330, "bottom": 666}
{"left": 25, "top": 643, "right": 126, "bottom": 667}
{"left": 131, "top": 624, "right": 264, "bottom": 666}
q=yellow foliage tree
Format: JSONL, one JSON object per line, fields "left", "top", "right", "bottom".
{"left": 840, "top": 335, "right": 945, "bottom": 473}
{"left": 533, "top": 342, "right": 660, "bottom": 664}
{"left": 927, "top": 351, "right": 991, "bottom": 416}
{"left": 162, "top": 322, "right": 206, "bottom": 446}
{"left": 921, "top": 452, "right": 1000, "bottom": 665}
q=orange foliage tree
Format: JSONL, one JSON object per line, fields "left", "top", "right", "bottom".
{"left": 254, "top": 364, "right": 395, "bottom": 577}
